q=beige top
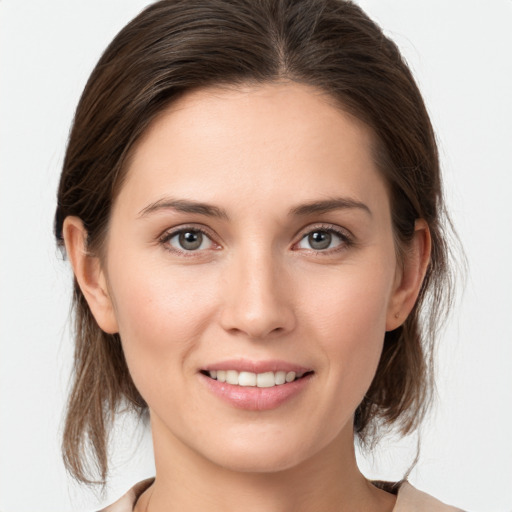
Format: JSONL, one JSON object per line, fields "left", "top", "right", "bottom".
{"left": 99, "top": 478, "right": 465, "bottom": 511}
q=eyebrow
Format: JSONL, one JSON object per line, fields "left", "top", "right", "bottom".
{"left": 289, "top": 197, "right": 372, "bottom": 217}
{"left": 138, "top": 198, "right": 229, "bottom": 220}
{"left": 138, "top": 196, "right": 371, "bottom": 220}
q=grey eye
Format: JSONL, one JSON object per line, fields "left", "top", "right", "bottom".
{"left": 165, "top": 229, "right": 214, "bottom": 252}
{"left": 178, "top": 230, "right": 204, "bottom": 250}
{"left": 307, "top": 231, "right": 332, "bottom": 250}
{"left": 296, "top": 229, "right": 347, "bottom": 251}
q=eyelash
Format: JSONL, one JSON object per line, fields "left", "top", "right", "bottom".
{"left": 158, "top": 224, "right": 354, "bottom": 256}
{"left": 293, "top": 224, "right": 354, "bottom": 254}
{"left": 158, "top": 225, "right": 219, "bottom": 257}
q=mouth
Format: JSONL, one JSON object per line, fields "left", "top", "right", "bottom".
{"left": 199, "top": 359, "right": 315, "bottom": 410}
{"left": 200, "top": 369, "right": 314, "bottom": 388}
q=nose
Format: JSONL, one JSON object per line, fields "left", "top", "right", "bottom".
{"left": 219, "top": 247, "right": 296, "bottom": 340}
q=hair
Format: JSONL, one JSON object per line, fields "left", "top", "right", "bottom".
{"left": 55, "top": 0, "right": 456, "bottom": 485}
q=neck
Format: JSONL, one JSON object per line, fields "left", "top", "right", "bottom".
{"left": 139, "top": 414, "right": 395, "bottom": 512}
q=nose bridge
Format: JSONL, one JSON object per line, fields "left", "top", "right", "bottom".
{"left": 220, "top": 240, "right": 295, "bottom": 339}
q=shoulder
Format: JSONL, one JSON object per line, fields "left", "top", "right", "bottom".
{"left": 99, "top": 478, "right": 464, "bottom": 512}
{"left": 97, "top": 478, "right": 154, "bottom": 512}
{"left": 395, "top": 481, "right": 465, "bottom": 512}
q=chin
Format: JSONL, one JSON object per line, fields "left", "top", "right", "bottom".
{"left": 195, "top": 426, "right": 328, "bottom": 474}
{"left": 211, "top": 446, "right": 309, "bottom": 474}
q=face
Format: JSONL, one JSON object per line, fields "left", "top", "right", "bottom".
{"left": 91, "top": 83, "right": 408, "bottom": 472}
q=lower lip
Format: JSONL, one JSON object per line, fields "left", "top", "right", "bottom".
{"left": 199, "top": 373, "right": 313, "bottom": 411}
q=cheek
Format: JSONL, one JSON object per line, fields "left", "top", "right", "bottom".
{"left": 306, "top": 263, "right": 394, "bottom": 399}
{"left": 106, "top": 258, "right": 219, "bottom": 390}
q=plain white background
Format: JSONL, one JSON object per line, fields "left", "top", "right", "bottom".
{"left": 1, "top": 1, "right": 511, "bottom": 511}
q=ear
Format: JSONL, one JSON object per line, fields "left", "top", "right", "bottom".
{"left": 386, "top": 219, "right": 431, "bottom": 331}
{"left": 62, "top": 216, "right": 119, "bottom": 334}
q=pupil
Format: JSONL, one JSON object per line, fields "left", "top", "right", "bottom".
{"left": 179, "top": 231, "right": 202, "bottom": 250}
{"left": 309, "top": 231, "right": 331, "bottom": 250}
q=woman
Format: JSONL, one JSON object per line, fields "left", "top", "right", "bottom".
{"left": 55, "top": 0, "right": 462, "bottom": 510}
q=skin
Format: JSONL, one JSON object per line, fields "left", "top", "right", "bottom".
{"left": 64, "top": 82, "right": 430, "bottom": 512}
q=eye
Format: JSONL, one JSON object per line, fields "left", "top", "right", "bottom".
{"left": 295, "top": 228, "right": 350, "bottom": 252}
{"left": 161, "top": 228, "right": 216, "bottom": 252}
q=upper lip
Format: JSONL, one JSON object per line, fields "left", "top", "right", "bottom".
{"left": 201, "top": 358, "right": 312, "bottom": 374}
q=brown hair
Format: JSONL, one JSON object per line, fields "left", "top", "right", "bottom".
{"left": 55, "top": 0, "right": 455, "bottom": 484}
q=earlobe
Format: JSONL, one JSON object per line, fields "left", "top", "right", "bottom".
{"left": 386, "top": 219, "right": 431, "bottom": 331}
{"left": 62, "top": 217, "right": 119, "bottom": 334}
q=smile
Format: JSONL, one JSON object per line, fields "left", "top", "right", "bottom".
{"left": 203, "top": 370, "right": 309, "bottom": 387}
{"left": 199, "top": 360, "right": 314, "bottom": 410}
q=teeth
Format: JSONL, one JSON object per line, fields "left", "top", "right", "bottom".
{"left": 206, "top": 369, "right": 305, "bottom": 387}
{"left": 226, "top": 370, "right": 238, "bottom": 385}
{"left": 285, "top": 371, "right": 296, "bottom": 383}
{"left": 257, "top": 371, "right": 275, "bottom": 388}
{"left": 275, "top": 371, "right": 286, "bottom": 385}
{"left": 238, "top": 371, "right": 256, "bottom": 386}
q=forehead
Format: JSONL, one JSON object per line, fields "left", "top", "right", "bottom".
{"left": 117, "top": 82, "right": 388, "bottom": 216}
